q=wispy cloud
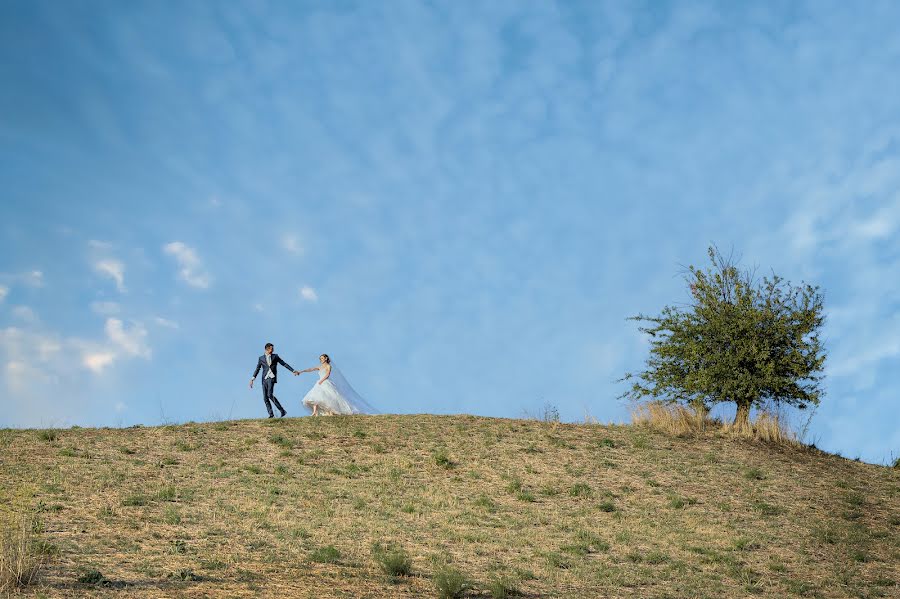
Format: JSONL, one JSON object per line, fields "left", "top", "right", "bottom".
{"left": 282, "top": 234, "right": 304, "bottom": 255}
{"left": 0, "top": 285, "right": 8, "bottom": 302}
{"left": 299, "top": 286, "right": 318, "bottom": 302}
{"left": 105, "top": 318, "right": 151, "bottom": 358}
{"left": 154, "top": 317, "right": 179, "bottom": 329}
{"left": 11, "top": 306, "right": 37, "bottom": 323}
{"left": 93, "top": 258, "right": 126, "bottom": 292}
{"left": 163, "top": 242, "right": 211, "bottom": 289}
{"left": 90, "top": 301, "right": 120, "bottom": 315}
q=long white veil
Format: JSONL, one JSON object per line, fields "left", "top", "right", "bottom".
{"left": 329, "top": 363, "right": 379, "bottom": 415}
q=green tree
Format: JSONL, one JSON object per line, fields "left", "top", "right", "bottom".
{"left": 620, "top": 246, "right": 826, "bottom": 431}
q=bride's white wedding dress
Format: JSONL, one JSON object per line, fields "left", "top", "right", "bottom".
{"left": 301, "top": 364, "right": 378, "bottom": 415}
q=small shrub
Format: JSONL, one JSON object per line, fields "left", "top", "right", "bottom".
{"left": 515, "top": 490, "right": 535, "bottom": 503}
{"left": 168, "top": 568, "right": 201, "bottom": 581}
{"left": 353, "top": 430, "right": 366, "bottom": 439}
{"left": 58, "top": 448, "right": 76, "bottom": 457}
{"left": 434, "top": 565, "right": 469, "bottom": 598}
{"left": 433, "top": 448, "right": 454, "bottom": 469}
{"left": 268, "top": 434, "right": 293, "bottom": 448}
{"left": 170, "top": 539, "right": 187, "bottom": 554}
{"left": 163, "top": 507, "right": 181, "bottom": 525}
{"left": 156, "top": 486, "right": 178, "bottom": 502}
{"left": 545, "top": 552, "right": 571, "bottom": 569}
{"left": 753, "top": 501, "right": 783, "bottom": 516}
{"left": 574, "top": 530, "right": 610, "bottom": 552}
{"left": 733, "top": 537, "right": 760, "bottom": 551}
{"left": 473, "top": 495, "right": 496, "bottom": 512}
{"left": 77, "top": 568, "right": 105, "bottom": 585}
{"left": 569, "top": 483, "right": 592, "bottom": 498}
{"left": 845, "top": 492, "right": 865, "bottom": 507}
{"left": 668, "top": 494, "right": 697, "bottom": 509}
{"left": 119, "top": 447, "right": 136, "bottom": 455}
{"left": 175, "top": 440, "right": 198, "bottom": 452}
{"left": 122, "top": 494, "right": 149, "bottom": 507}
{"left": 813, "top": 527, "right": 839, "bottom": 545}
{"left": 743, "top": 467, "right": 765, "bottom": 480}
{"left": 598, "top": 501, "right": 616, "bottom": 513}
{"left": 37, "top": 430, "right": 58, "bottom": 443}
{"left": 486, "top": 576, "right": 519, "bottom": 598}
{"left": 309, "top": 545, "right": 341, "bottom": 564}
{"left": 541, "top": 403, "right": 560, "bottom": 424}
{"left": 371, "top": 542, "right": 412, "bottom": 579}
{"left": 505, "top": 478, "right": 523, "bottom": 494}
{"left": 275, "top": 464, "right": 289, "bottom": 475}
{"left": 632, "top": 435, "right": 650, "bottom": 450}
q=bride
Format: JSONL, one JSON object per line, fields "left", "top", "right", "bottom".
{"left": 298, "top": 354, "right": 377, "bottom": 416}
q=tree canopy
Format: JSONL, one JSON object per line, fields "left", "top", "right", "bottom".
{"left": 620, "top": 246, "right": 827, "bottom": 430}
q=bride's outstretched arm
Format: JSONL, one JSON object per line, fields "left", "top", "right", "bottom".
{"left": 298, "top": 366, "right": 320, "bottom": 374}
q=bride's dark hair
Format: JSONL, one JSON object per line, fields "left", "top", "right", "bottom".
{"left": 320, "top": 354, "right": 331, "bottom": 363}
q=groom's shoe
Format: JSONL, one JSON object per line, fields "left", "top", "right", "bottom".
{"left": 279, "top": 408, "right": 287, "bottom": 418}
{"left": 267, "top": 414, "right": 274, "bottom": 418}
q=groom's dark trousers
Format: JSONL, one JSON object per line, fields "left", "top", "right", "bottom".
{"left": 261, "top": 377, "right": 285, "bottom": 418}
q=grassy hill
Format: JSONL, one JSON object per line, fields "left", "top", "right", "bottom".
{"left": 1, "top": 415, "right": 898, "bottom": 598}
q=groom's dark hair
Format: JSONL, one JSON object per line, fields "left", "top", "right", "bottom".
{"left": 264, "top": 343, "right": 274, "bottom": 350}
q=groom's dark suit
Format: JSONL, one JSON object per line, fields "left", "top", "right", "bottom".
{"left": 252, "top": 353, "right": 295, "bottom": 417}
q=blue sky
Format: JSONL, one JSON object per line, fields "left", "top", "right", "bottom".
{"left": 1, "top": 1, "right": 899, "bottom": 464}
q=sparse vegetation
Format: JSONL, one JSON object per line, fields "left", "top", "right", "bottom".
{"left": 433, "top": 565, "right": 469, "bottom": 598}
{"left": 0, "top": 415, "right": 896, "bottom": 597}
{"left": 308, "top": 545, "right": 340, "bottom": 564}
{"left": 0, "top": 501, "right": 44, "bottom": 593}
{"left": 371, "top": 541, "right": 412, "bottom": 579}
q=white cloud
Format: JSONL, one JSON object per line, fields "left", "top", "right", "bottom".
{"left": 282, "top": 234, "right": 304, "bottom": 255}
{"left": 24, "top": 271, "right": 43, "bottom": 287}
{"left": 94, "top": 259, "right": 126, "bottom": 292}
{"left": 105, "top": 318, "right": 151, "bottom": 358}
{"left": 0, "top": 285, "right": 7, "bottom": 302}
{"left": 11, "top": 306, "right": 37, "bottom": 323}
{"left": 114, "top": 401, "right": 127, "bottom": 413}
{"left": 90, "top": 301, "right": 120, "bottom": 315}
{"left": 88, "top": 240, "right": 113, "bottom": 250}
{"left": 252, "top": 303, "right": 264, "bottom": 312}
{"left": 299, "top": 286, "right": 318, "bottom": 302}
{"left": 83, "top": 351, "right": 115, "bottom": 373}
{"left": 154, "top": 317, "right": 179, "bottom": 329}
{"left": 163, "top": 241, "right": 211, "bottom": 289}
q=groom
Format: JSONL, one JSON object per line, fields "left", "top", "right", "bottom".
{"left": 250, "top": 343, "right": 299, "bottom": 418}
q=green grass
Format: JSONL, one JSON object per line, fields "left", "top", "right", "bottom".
{"left": 433, "top": 565, "right": 468, "bottom": 598}
{"left": 308, "top": 545, "right": 341, "bottom": 564}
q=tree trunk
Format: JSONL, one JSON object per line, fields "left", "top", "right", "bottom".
{"left": 733, "top": 401, "right": 752, "bottom": 434}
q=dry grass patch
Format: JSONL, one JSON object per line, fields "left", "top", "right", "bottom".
{"left": 0, "top": 491, "right": 45, "bottom": 593}
{"left": 0, "top": 415, "right": 897, "bottom": 597}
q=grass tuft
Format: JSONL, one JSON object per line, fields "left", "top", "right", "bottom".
{"left": 308, "top": 545, "right": 341, "bottom": 564}
{"left": 0, "top": 508, "right": 44, "bottom": 592}
{"left": 433, "top": 565, "right": 469, "bottom": 598}
{"left": 371, "top": 541, "right": 412, "bottom": 579}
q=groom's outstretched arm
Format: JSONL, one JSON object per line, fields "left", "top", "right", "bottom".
{"left": 277, "top": 356, "right": 299, "bottom": 374}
